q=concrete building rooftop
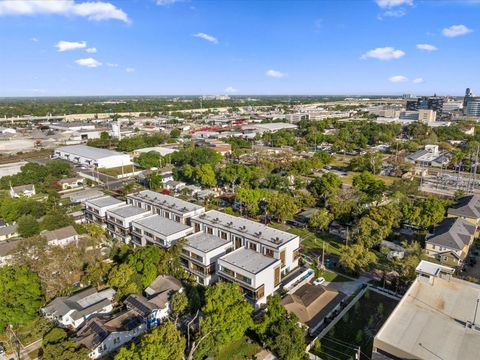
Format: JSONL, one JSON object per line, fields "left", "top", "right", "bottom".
{"left": 86, "top": 195, "right": 124, "bottom": 208}
{"left": 133, "top": 215, "right": 191, "bottom": 236}
{"left": 107, "top": 205, "right": 150, "bottom": 219}
{"left": 186, "top": 232, "right": 231, "bottom": 253}
{"left": 128, "top": 190, "right": 204, "bottom": 214}
{"left": 374, "top": 275, "right": 480, "bottom": 360}
{"left": 220, "top": 248, "right": 280, "bottom": 274}
{"left": 194, "top": 210, "right": 297, "bottom": 248}
{"left": 56, "top": 145, "right": 127, "bottom": 160}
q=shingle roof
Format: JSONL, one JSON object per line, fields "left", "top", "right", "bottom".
{"left": 426, "top": 217, "right": 476, "bottom": 251}
{"left": 447, "top": 195, "right": 480, "bottom": 219}
{"left": 41, "top": 225, "right": 78, "bottom": 243}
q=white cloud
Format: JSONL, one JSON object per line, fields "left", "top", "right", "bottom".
{"left": 416, "top": 43, "right": 437, "bottom": 51}
{"left": 389, "top": 75, "right": 408, "bottom": 82}
{"left": 442, "top": 24, "right": 473, "bottom": 37}
{"left": 379, "top": 8, "right": 406, "bottom": 18}
{"left": 75, "top": 57, "right": 102, "bottom": 68}
{"left": 156, "top": 0, "right": 183, "bottom": 5}
{"left": 266, "top": 69, "right": 287, "bottom": 78}
{"left": 376, "top": 0, "right": 413, "bottom": 8}
{"left": 106, "top": 63, "right": 118, "bottom": 67}
{"left": 413, "top": 77, "right": 424, "bottom": 84}
{"left": 361, "top": 47, "right": 405, "bottom": 60}
{"left": 125, "top": 67, "right": 135, "bottom": 73}
{"left": 193, "top": 32, "right": 218, "bottom": 44}
{"left": 55, "top": 40, "right": 87, "bottom": 52}
{"left": 0, "top": 0, "right": 129, "bottom": 23}
{"left": 86, "top": 47, "right": 97, "bottom": 53}
{"left": 30, "top": 37, "right": 38, "bottom": 42}
{"left": 224, "top": 86, "right": 237, "bottom": 93}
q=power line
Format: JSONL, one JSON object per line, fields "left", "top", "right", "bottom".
{"left": 323, "top": 336, "right": 371, "bottom": 360}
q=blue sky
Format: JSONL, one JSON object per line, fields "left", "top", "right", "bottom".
{"left": 0, "top": 0, "right": 479, "bottom": 96}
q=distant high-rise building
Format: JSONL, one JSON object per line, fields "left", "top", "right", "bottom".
{"left": 463, "top": 88, "right": 480, "bottom": 117}
{"left": 406, "top": 96, "right": 444, "bottom": 115}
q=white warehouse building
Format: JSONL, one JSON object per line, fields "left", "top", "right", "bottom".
{"left": 54, "top": 145, "right": 131, "bottom": 169}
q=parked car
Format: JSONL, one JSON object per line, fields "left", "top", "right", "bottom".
{"left": 313, "top": 277, "right": 326, "bottom": 286}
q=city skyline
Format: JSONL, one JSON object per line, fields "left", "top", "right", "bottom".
{"left": 1, "top": 0, "right": 479, "bottom": 96}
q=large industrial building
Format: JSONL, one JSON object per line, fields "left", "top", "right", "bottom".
{"left": 54, "top": 145, "right": 131, "bottom": 169}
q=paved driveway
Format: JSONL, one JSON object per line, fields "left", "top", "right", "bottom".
{"left": 325, "top": 276, "right": 370, "bottom": 296}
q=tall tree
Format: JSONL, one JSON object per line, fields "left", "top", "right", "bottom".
{"left": 195, "top": 282, "right": 253, "bottom": 358}
{"left": 115, "top": 321, "right": 186, "bottom": 360}
{"left": 0, "top": 266, "right": 43, "bottom": 331}
{"left": 265, "top": 314, "right": 307, "bottom": 360}
{"left": 267, "top": 192, "right": 299, "bottom": 223}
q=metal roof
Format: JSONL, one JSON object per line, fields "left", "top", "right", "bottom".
{"left": 56, "top": 145, "right": 128, "bottom": 160}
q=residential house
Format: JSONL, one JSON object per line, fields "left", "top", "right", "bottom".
{"left": 105, "top": 205, "right": 151, "bottom": 243}
{"left": 41, "top": 287, "right": 116, "bottom": 330}
{"left": 84, "top": 196, "right": 125, "bottom": 227}
{"left": 76, "top": 275, "right": 182, "bottom": 359}
{"left": 447, "top": 194, "right": 480, "bottom": 228}
{"left": 292, "top": 208, "right": 317, "bottom": 227}
{"left": 76, "top": 311, "right": 147, "bottom": 359}
{"left": 0, "top": 223, "right": 18, "bottom": 241}
{"left": 425, "top": 217, "right": 476, "bottom": 267}
{"left": 281, "top": 283, "right": 346, "bottom": 335}
{"left": 0, "top": 238, "right": 22, "bottom": 266}
{"left": 381, "top": 240, "right": 405, "bottom": 260}
{"left": 41, "top": 225, "right": 79, "bottom": 246}
{"left": 58, "top": 177, "right": 85, "bottom": 190}
{"left": 9, "top": 184, "right": 35, "bottom": 198}
{"left": 405, "top": 145, "right": 451, "bottom": 168}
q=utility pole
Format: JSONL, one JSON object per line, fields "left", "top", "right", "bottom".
{"left": 322, "top": 241, "right": 325, "bottom": 269}
{"left": 473, "top": 298, "right": 479, "bottom": 327}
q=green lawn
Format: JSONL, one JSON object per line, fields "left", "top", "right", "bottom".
{"left": 292, "top": 228, "right": 345, "bottom": 257}
{"left": 317, "top": 269, "right": 351, "bottom": 282}
{"left": 215, "top": 336, "right": 262, "bottom": 360}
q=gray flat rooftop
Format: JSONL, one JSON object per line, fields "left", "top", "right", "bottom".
{"left": 132, "top": 215, "right": 191, "bottom": 236}
{"left": 128, "top": 190, "right": 204, "bottom": 214}
{"left": 56, "top": 145, "right": 127, "bottom": 160}
{"left": 194, "top": 210, "right": 297, "bottom": 248}
{"left": 219, "top": 248, "right": 279, "bottom": 274}
{"left": 86, "top": 195, "right": 124, "bottom": 208}
{"left": 186, "top": 232, "right": 231, "bottom": 253}
{"left": 375, "top": 276, "right": 480, "bottom": 360}
{"left": 107, "top": 205, "right": 150, "bottom": 219}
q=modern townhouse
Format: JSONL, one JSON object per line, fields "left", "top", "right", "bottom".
{"left": 190, "top": 210, "right": 301, "bottom": 274}
{"left": 218, "top": 247, "right": 282, "bottom": 308}
{"left": 105, "top": 205, "right": 151, "bottom": 243}
{"left": 126, "top": 190, "right": 205, "bottom": 225}
{"left": 84, "top": 196, "right": 125, "bottom": 227}
{"left": 131, "top": 214, "right": 193, "bottom": 248}
{"left": 181, "top": 232, "right": 233, "bottom": 285}
{"left": 425, "top": 217, "right": 476, "bottom": 267}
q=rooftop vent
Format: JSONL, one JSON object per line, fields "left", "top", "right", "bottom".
{"left": 227, "top": 221, "right": 233, "bottom": 227}
{"left": 239, "top": 225, "right": 247, "bottom": 232}
{"left": 255, "top": 231, "right": 262, "bottom": 238}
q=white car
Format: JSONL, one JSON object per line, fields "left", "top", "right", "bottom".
{"left": 313, "top": 277, "right": 326, "bottom": 286}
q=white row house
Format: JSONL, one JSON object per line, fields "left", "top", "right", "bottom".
{"left": 131, "top": 215, "right": 193, "bottom": 248}
{"left": 85, "top": 196, "right": 125, "bottom": 227}
{"left": 126, "top": 190, "right": 205, "bottom": 225}
{"left": 105, "top": 205, "right": 151, "bottom": 243}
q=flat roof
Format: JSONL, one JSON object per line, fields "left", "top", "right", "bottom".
{"left": 86, "top": 195, "right": 124, "bottom": 208}
{"left": 133, "top": 215, "right": 191, "bottom": 236}
{"left": 128, "top": 190, "right": 204, "bottom": 214}
{"left": 193, "top": 210, "right": 297, "bottom": 249}
{"left": 107, "top": 205, "right": 150, "bottom": 219}
{"left": 186, "top": 232, "right": 231, "bottom": 253}
{"left": 56, "top": 145, "right": 128, "bottom": 160}
{"left": 219, "top": 248, "right": 280, "bottom": 274}
{"left": 375, "top": 276, "right": 480, "bottom": 360}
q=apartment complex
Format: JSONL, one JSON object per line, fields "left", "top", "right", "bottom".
{"left": 83, "top": 191, "right": 300, "bottom": 308}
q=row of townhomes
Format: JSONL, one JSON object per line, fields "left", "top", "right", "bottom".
{"left": 85, "top": 190, "right": 300, "bottom": 308}
{"left": 425, "top": 194, "right": 480, "bottom": 268}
